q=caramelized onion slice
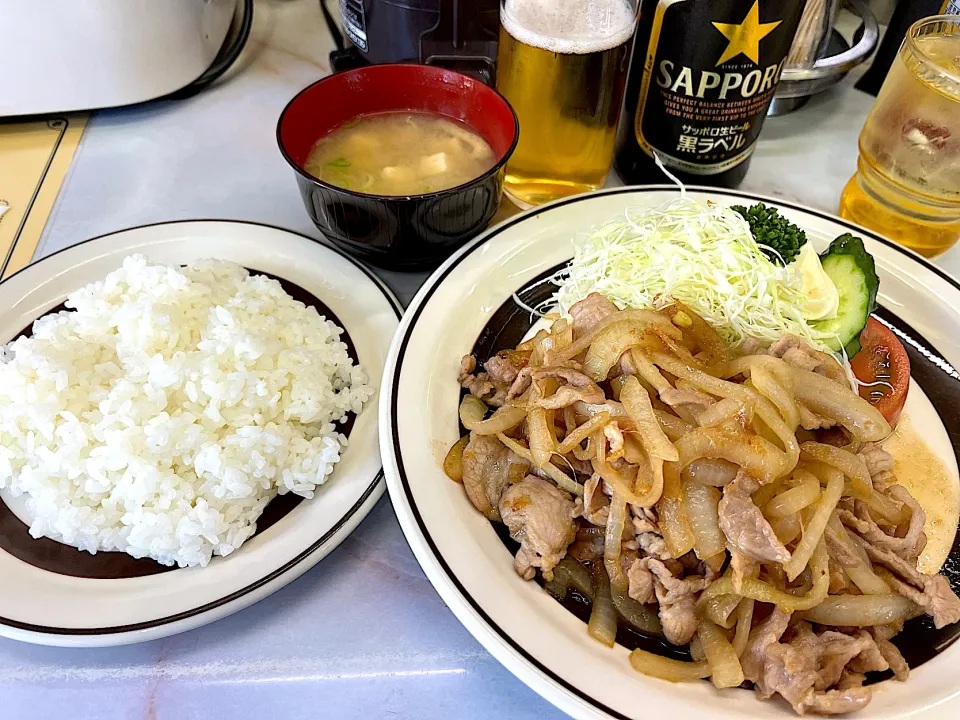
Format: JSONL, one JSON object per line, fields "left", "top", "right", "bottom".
{"left": 764, "top": 470, "right": 820, "bottom": 518}
{"left": 459, "top": 396, "right": 526, "bottom": 435}
{"left": 459, "top": 394, "right": 487, "bottom": 427}
{"left": 575, "top": 400, "right": 630, "bottom": 419}
{"left": 827, "top": 517, "right": 891, "bottom": 596}
{"left": 629, "top": 650, "right": 710, "bottom": 683}
{"left": 592, "top": 458, "right": 662, "bottom": 508}
{"left": 787, "top": 365, "right": 891, "bottom": 442}
{"left": 701, "top": 539, "right": 829, "bottom": 612}
{"left": 676, "top": 425, "right": 784, "bottom": 483}
{"left": 611, "top": 584, "right": 662, "bottom": 636}
{"left": 698, "top": 618, "right": 744, "bottom": 689}
{"left": 527, "top": 407, "right": 556, "bottom": 468}
{"left": 783, "top": 468, "right": 843, "bottom": 581}
{"left": 800, "top": 442, "right": 872, "bottom": 500}
{"left": 583, "top": 320, "right": 664, "bottom": 382}
{"left": 654, "top": 409, "right": 694, "bottom": 442}
{"left": 557, "top": 412, "right": 610, "bottom": 455}
{"left": 663, "top": 300, "right": 732, "bottom": 375}
{"left": 701, "top": 594, "right": 741, "bottom": 629}
{"left": 732, "top": 598, "right": 755, "bottom": 658}
{"left": 496, "top": 433, "right": 584, "bottom": 496}
{"left": 751, "top": 360, "right": 800, "bottom": 431}
{"left": 604, "top": 492, "right": 629, "bottom": 591}
{"left": 683, "top": 480, "right": 725, "bottom": 560}
{"left": 588, "top": 563, "right": 618, "bottom": 648}
{"left": 559, "top": 309, "right": 682, "bottom": 363}
{"left": 695, "top": 397, "right": 745, "bottom": 429}
{"left": 683, "top": 459, "right": 738, "bottom": 487}
{"left": 630, "top": 348, "right": 672, "bottom": 394}
{"left": 801, "top": 594, "right": 923, "bottom": 627}
{"left": 654, "top": 352, "right": 799, "bottom": 476}
{"left": 865, "top": 490, "right": 911, "bottom": 525}
{"left": 443, "top": 435, "right": 469, "bottom": 482}
{"left": 658, "top": 462, "right": 696, "bottom": 558}
{"left": 771, "top": 513, "right": 802, "bottom": 545}
{"left": 550, "top": 557, "right": 594, "bottom": 599}
{"left": 621, "top": 376, "right": 679, "bottom": 461}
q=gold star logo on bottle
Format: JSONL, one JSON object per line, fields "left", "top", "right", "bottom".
{"left": 712, "top": 0, "right": 781, "bottom": 67}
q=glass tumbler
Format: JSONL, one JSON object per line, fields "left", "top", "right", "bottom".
{"left": 496, "top": 0, "right": 639, "bottom": 207}
{"left": 839, "top": 15, "right": 960, "bottom": 257}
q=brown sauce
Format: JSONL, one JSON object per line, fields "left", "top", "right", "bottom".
{"left": 883, "top": 417, "right": 960, "bottom": 574}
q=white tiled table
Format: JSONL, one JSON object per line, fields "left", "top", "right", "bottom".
{"left": 5, "top": 2, "right": 958, "bottom": 719}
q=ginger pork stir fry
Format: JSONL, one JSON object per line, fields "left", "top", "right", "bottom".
{"left": 445, "top": 293, "right": 960, "bottom": 715}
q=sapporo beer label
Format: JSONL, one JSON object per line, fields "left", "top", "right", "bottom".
{"left": 633, "top": 0, "right": 805, "bottom": 175}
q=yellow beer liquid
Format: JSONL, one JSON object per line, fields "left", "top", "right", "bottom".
{"left": 496, "top": 0, "right": 634, "bottom": 207}
{"left": 840, "top": 31, "right": 960, "bottom": 257}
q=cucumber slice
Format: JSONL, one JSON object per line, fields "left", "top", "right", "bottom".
{"left": 811, "top": 234, "right": 879, "bottom": 356}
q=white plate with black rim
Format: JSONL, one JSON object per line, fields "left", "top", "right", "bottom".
{"left": 380, "top": 186, "right": 960, "bottom": 719}
{"left": 0, "top": 220, "right": 401, "bottom": 647}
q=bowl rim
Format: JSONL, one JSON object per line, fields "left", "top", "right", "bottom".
{"left": 276, "top": 64, "right": 520, "bottom": 203}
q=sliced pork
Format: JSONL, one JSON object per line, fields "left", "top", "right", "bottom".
{"left": 799, "top": 406, "right": 838, "bottom": 431}
{"left": 768, "top": 335, "right": 848, "bottom": 385}
{"left": 626, "top": 557, "right": 657, "bottom": 605}
{"left": 568, "top": 293, "right": 618, "bottom": 339}
{"left": 499, "top": 475, "right": 577, "bottom": 580}
{"left": 660, "top": 387, "right": 715, "bottom": 412}
{"left": 858, "top": 443, "right": 896, "bottom": 488}
{"left": 459, "top": 352, "right": 528, "bottom": 407}
{"left": 742, "top": 608, "right": 793, "bottom": 692}
{"left": 461, "top": 434, "right": 529, "bottom": 522}
{"left": 579, "top": 473, "right": 609, "bottom": 526}
{"left": 485, "top": 352, "right": 523, "bottom": 386}
{"left": 718, "top": 473, "right": 791, "bottom": 563}
{"left": 798, "top": 688, "right": 871, "bottom": 715}
{"left": 745, "top": 615, "right": 885, "bottom": 715}
{"left": 864, "top": 543, "right": 960, "bottom": 628}
{"left": 631, "top": 557, "right": 709, "bottom": 645}
{"left": 840, "top": 495, "right": 926, "bottom": 564}
{"left": 458, "top": 355, "right": 497, "bottom": 404}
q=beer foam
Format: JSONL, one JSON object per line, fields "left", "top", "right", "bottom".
{"left": 501, "top": 0, "right": 636, "bottom": 55}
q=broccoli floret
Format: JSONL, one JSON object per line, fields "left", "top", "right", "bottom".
{"left": 731, "top": 202, "right": 808, "bottom": 265}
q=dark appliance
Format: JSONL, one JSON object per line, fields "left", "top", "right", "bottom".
{"left": 323, "top": 0, "right": 500, "bottom": 84}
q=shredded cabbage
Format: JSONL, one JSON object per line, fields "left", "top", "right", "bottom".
{"left": 553, "top": 197, "right": 837, "bottom": 354}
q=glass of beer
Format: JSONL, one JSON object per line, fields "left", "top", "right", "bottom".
{"left": 839, "top": 15, "right": 960, "bottom": 257}
{"left": 496, "top": 0, "right": 638, "bottom": 207}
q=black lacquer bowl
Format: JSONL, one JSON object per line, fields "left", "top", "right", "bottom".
{"left": 277, "top": 64, "right": 519, "bottom": 271}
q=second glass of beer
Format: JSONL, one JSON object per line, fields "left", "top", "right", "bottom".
{"left": 497, "top": 0, "right": 638, "bottom": 207}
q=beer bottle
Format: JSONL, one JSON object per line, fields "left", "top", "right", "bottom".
{"left": 614, "top": 0, "right": 806, "bottom": 188}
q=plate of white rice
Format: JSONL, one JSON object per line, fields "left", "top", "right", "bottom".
{"left": 0, "top": 220, "right": 400, "bottom": 646}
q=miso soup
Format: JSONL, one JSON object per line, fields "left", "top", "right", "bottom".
{"left": 303, "top": 112, "right": 498, "bottom": 196}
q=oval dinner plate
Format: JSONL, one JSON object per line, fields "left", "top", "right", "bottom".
{"left": 0, "top": 220, "right": 400, "bottom": 647}
{"left": 381, "top": 187, "right": 960, "bottom": 719}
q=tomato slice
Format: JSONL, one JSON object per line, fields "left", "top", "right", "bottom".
{"left": 849, "top": 317, "right": 910, "bottom": 425}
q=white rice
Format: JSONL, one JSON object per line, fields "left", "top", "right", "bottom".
{"left": 0, "top": 255, "right": 372, "bottom": 567}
